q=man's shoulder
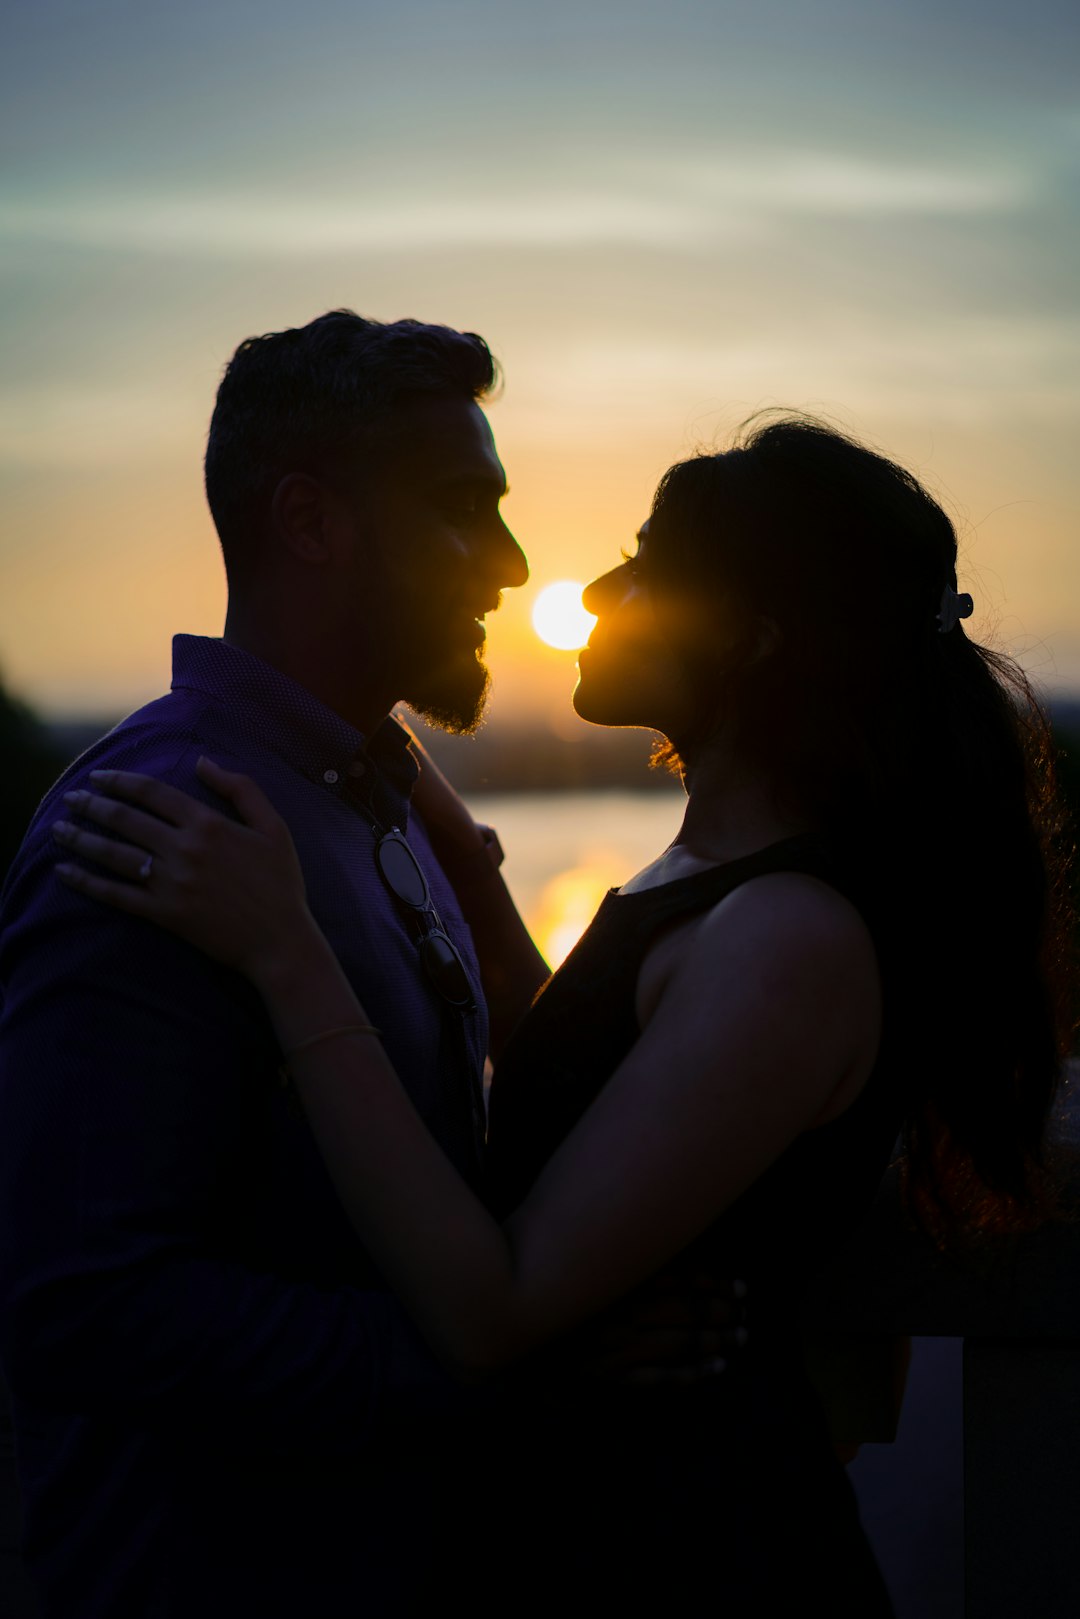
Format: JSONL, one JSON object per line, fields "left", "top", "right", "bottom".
{"left": 31, "top": 692, "right": 216, "bottom": 823}
{"left": 0, "top": 685, "right": 278, "bottom": 993}
{"left": 2, "top": 688, "right": 250, "bottom": 913}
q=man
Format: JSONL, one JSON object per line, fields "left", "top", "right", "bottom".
{"left": 0, "top": 312, "right": 547, "bottom": 1617}
{"left": 0, "top": 311, "right": 739, "bottom": 1618}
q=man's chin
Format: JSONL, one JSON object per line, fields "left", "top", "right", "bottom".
{"left": 404, "top": 658, "right": 491, "bottom": 737}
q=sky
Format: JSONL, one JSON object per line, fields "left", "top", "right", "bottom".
{"left": 3, "top": 0, "right": 1079, "bottom": 727}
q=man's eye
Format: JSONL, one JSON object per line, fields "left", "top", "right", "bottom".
{"left": 619, "top": 546, "right": 641, "bottom": 576}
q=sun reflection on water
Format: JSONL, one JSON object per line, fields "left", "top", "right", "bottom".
{"left": 466, "top": 790, "right": 684, "bottom": 971}
{"left": 532, "top": 850, "right": 628, "bottom": 967}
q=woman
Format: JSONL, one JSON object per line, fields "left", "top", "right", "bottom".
{"left": 54, "top": 417, "right": 1073, "bottom": 1611}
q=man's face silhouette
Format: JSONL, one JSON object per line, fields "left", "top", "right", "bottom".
{"left": 339, "top": 395, "right": 527, "bottom": 733}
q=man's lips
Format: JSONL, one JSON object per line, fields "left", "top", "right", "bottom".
{"left": 458, "top": 613, "right": 489, "bottom": 649}
{"left": 472, "top": 600, "right": 501, "bottom": 642}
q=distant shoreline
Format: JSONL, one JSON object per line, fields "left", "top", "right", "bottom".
{"left": 44, "top": 695, "right": 1080, "bottom": 799}
{"left": 41, "top": 714, "right": 682, "bottom": 797}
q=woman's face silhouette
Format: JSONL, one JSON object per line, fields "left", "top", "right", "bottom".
{"left": 573, "top": 521, "right": 695, "bottom": 738}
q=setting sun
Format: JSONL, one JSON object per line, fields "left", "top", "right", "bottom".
{"left": 531, "top": 582, "right": 598, "bottom": 652}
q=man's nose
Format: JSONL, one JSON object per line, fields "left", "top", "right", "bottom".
{"left": 494, "top": 518, "right": 529, "bottom": 589}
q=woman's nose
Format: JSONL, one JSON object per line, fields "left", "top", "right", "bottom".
{"left": 582, "top": 565, "right": 626, "bottom": 615}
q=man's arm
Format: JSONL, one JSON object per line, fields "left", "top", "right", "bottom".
{"left": 0, "top": 824, "right": 462, "bottom": 1455}
{"left": 408, "top": 740, "right": 548, "bottom": 1058}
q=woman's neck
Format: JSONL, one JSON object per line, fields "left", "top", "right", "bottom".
{"left": 677, "top": 746, "right": 806, "bottom": 863}
{"left": 620, "top": 742, "right": 809, "bottom": 895}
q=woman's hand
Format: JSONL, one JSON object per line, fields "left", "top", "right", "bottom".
{"left": 53, "top": 758, "right": 320, "bottom": 984}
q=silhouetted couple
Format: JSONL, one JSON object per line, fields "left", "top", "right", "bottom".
{"left": 0, "top": 311, "right": 1069, "bottom": 1616}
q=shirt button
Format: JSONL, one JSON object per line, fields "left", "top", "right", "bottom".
{"left": 323, "top": 769, "right": 339, "bottom": 785}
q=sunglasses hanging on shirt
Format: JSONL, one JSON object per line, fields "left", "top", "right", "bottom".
{"left": 372, "top": 826, "right": 477, "bottom": 1013}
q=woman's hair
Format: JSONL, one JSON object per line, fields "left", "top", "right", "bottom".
{"left": 647, "top": 413, "right": 1076, "bottom": 1244}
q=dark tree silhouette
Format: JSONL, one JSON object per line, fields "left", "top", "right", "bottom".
{"left": 0, "top": 673, "right": 65, "bottom": 886}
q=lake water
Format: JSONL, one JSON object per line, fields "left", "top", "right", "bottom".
{"left": 464, "top": 789, "right": 685, "bottom": 966}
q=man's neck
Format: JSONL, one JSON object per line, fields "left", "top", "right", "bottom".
{"left": 222, "top": 606, "right": 395, "bottom": 740}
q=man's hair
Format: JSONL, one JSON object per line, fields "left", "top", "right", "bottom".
{"left": 204, "top": 310, "right": 498, "bottom": 571}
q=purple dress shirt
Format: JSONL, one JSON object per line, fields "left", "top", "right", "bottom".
{"left": 0, "top": 635, "right": 490, "bottom": 1617}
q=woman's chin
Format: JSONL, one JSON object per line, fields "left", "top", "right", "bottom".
{"left": 572, "top": 695, "right": 605, "bottom": 727}
{"left": 572, "top": 677, "right": 637, "bottom": 730}
{"left": 571, "top": 671, "right": 606, "bottom": 725}
{"left": 571, "top": 697, "right": 603, "bottom": 726}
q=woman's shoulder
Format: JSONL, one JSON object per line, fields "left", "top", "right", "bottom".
{"left": 704, "top": 865, "right": 875, "bottom": 950}
{"left": 636, "top": 865, "right": 881, "bottom": 1062}
{"left": 658, "top": 864, "right": 877, "bottom": 983}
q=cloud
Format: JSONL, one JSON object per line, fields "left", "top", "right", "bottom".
{"left": 668, "top": 155, "right": 1032, "bottom": 216}
{"left": 509, "top": 313, "right": 1080, "bottom": 435}
{"left": 0, "top": 152, "right": 1035, "bottom": 261}
{"left": 0, "top": 192, "right": 716, "bottom": 258}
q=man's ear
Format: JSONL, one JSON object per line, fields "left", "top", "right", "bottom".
{"left": 271, "top": 473, "right": 335, "bottom": 563}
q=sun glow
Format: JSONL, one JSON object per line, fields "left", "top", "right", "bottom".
{"left": 533, "top": 856, "right": 627, "bottom": 967}
{"left": 531, "top": 581, "right": 597, "bottom": 651}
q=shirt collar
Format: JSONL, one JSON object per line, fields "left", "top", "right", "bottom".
{"left": 170, "top": 634, "right": 419, "bottom": 824}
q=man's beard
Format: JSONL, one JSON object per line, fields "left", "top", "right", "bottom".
{"left": 404, "top": 648, "right": 491, "bottom": 736}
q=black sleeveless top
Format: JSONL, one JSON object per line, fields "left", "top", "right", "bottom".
{"left": 487, "top": 835, "right": 903, "bottom": 1306}
{"left": 475, "top": 837, "right": 899, "bottom": 1614}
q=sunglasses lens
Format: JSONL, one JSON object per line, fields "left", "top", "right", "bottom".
{"left": 376, "top": 831, "right": 429, "bottom": 909}
{"left": 372, "top": 827, "right": 474, "bottom": 1010}
{"left": 420, "top": 931, "right": 475, "bottom": 1009}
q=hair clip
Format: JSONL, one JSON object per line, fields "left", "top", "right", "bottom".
{"left": 937, "top": 585, "right": 974, "bottom": 635}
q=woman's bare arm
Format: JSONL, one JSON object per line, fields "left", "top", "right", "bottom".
{"left": 269, "top": 874, "right": 879, "bottom": 1376}
{"left": 54, "top": 763, "right": 880, "bottom": 1380}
